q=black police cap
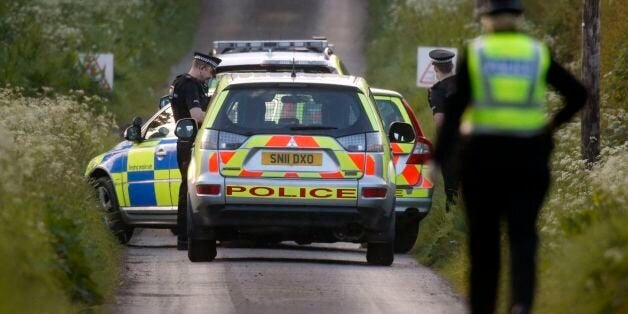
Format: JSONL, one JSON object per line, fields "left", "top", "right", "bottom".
{"left": 429, "top": 49, "right": 455, "bottom": 64}
{"left": 478, "top": 0, "right": 523, "bottom": 15}
{"left": 194, "top": 52, "right": 221, "bottom": 68}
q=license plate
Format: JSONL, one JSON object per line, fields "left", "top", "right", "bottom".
{"left": 262, "top": 152, "right": 322, "bottom": 166}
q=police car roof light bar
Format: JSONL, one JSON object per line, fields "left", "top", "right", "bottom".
{"left": 213, "top": 40, "right": 329, "bottom": 55}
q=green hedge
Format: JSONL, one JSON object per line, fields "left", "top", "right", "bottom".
{"left": 0, "top": 89, "right": 120, "bottom": 312}
{"left": 366, "top": 0, "right": 628, "bottom": 313}
{"left": 0, "top": 0, "right": 199, "bottom": 311}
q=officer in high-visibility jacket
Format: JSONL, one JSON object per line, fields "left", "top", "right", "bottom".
{"left": 433, "top": 1, "right": 587, "bottom": 313}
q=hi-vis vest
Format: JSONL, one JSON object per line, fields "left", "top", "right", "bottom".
{"left": 463, "top": 33, "right": 551, "bottom": 136}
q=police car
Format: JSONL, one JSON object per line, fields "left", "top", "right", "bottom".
{"left": 159, "top": 39, "right": 349, "bottom": 110}
{"left": 371, "top": 88, "right": 434, "bottom": 253}
{"left": 86, "top": 106, "right": 179, "bottom": 243}
{"left": 174, "top": 73, "right": 417, "bottom": 265}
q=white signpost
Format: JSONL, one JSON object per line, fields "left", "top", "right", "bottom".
{"left": 416, "top": 47, "right": 458, "bottom": 88}
{"left": 79, "top": 53, "right": 114, "bottom": 91}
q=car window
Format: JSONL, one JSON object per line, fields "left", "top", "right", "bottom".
{"left": 144, "top": 106, "right": 175, "bottom": 140}
{"left": 374, "top": 98, "right": 406, "bottom": 132}
{"left": 212, "top": 85, "right": 374, "bottom": 137}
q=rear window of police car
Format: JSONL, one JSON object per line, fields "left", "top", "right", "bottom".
{"left": 211, "top": 85, "right": 374, "bottom": 137}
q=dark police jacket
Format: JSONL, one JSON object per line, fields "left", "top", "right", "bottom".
{"left": 170, "top": 74, "right": 209, "bottom": 122}
{"left": 428, "top": 75, "right": 456, "bottom": 115}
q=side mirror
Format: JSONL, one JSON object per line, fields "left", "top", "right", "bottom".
{"left": 175, "top": 118, "right": 198, "bottom": 141}
{"left": 388, "top": 122, "right": 415, "bottom": 143}
{"left": 159, "top": 95, "right": 171, "bottom": 109}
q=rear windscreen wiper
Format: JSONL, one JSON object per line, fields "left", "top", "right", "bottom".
{"left": 290, "top": 125, "right": 338, "bottom": 131}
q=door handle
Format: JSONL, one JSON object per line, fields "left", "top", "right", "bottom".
{"left": 156, "top": 149, "right": 167, "bottom": 157}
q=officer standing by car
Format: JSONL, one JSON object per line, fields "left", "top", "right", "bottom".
{"left": 171, "top": 52, "right": 221, "bottom": 250}
{"left": 432, "top": 1, "right": 587, "bottom": 313}
{"left": 427, "top": 49, "right": 459, "bottom": 211}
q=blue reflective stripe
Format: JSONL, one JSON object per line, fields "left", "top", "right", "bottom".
{"left": 161, "top": 138, "right": 178, "bottom": 144}
{"left": 128, "top": 183, "right": 157, "bottom": 206}
{"left": 110, "top": 155, "right": 128, "bottom": 173}
{"left": 154, "top": 152, "right": 172, "bottom": 170}
{"left": 128, "top": 171, "right": 154, "bottom": 181}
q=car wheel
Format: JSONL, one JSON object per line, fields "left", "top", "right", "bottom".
{"left": 188, "top": 238, "right": 217, "bottom": 262}
{"left": 187, "top": 196, "right": 216, "bottom": 262}
{"left": 394, "top": 220, "right": 419, "bottom": 253}
{"left": 366, "top": 215, "right": 395, "bottom": 266}
{"left": 93, "top": 177, "right": 134, "bottom": 244}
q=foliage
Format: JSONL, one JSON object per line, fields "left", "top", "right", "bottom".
{"left": 366, "top": 0, "right": 628, "bottom": 312}
{"left": 0, "top": 88, "right": 120, "bottom": 312}
{"left": 0, "top": 0, "right": 199, "bottom": 122}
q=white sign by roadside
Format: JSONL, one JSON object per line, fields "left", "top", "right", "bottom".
{"left": 79, "top": 53, "right": 114, "bottom": 91}
{"left": 416, "top": 47, "right": 457, "bottom": 88}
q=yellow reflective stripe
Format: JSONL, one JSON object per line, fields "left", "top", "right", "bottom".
{"left": 111, "top": 173, "right": 126, "bottom": 206}
{"left": 154, "top": 170, "right": 169, "bottom": 180}
{"left": 395, "top": 188, "right": 429, "bottom": 198}
{"left": 85, "top": 154, "right": 105, "bottom": 176}
{"left": 205, "top": 90, "right": 230, "bottom": 126}
{"left": 336, "top": 153, "right": 359, "bottom": 171}
{"left": 154, "top": 182, "right": 172, "bottom": 206}
{"left": 170, "top": 181, "right": 181, "bottom": 205}
{"left": 470, "top": 107, "right": 546, "bottom": 130}
{"left": 490, "top": 76, "right": 533, "bottom": 103}
{"left": 482, "top": 33, "right": 536, "bottom": 58}
{"left": 169, "top": 169, "right": 182, "bottom": 180}
{"left": 298, "top": 172, "right": 323, "bottom": 178}
{"left": 312, "top": 137, "right": 342, "bottom": 150}
{"left": 127, "top": 146, "right": 156, "bottom": 172}
{"left": 226, "top": 186, "right": 358, "bottom": 200}
{"left": 359, "top": 93, "right": 380, "bottom": 130}
{"left": 244, "top": 136, "right": 269, "bottom": 148}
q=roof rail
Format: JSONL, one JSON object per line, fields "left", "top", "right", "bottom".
{"left": 212, "top": 39, "right": 329, "bottom": 55}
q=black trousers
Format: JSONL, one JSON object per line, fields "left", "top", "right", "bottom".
{"left": 460, "top": 135, "right": 551, "bottom": 314}
{"left": 442, "top": 154, "right": 460, "bottom": 210}
{"left": 177, "top": 140, "right": 193, "bottom": 244}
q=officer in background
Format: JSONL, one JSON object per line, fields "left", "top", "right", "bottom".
{"left": 432, "top": 1, "right": 587, "bottom": 313}
{"left": 427, "top": 49, "right": 459, "bottom": 211}
{"left": 171, "top": 52, "right": 221, "bottom": 250}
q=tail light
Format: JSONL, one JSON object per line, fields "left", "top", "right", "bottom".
{"left": 406, "top": 136, "right": 433, "bottom": 164}
{"left": 338, "top": 132, "right": 383, "bottom": 152}
{"left": 362, "top": 187, "right": 388, "bottom": 198}
{"left": 196, "top": 184, "right": 221, "bottom": 195}
{"left": 200, "top": 130, "right": 219, "bottom": 149}
{"left": 200, "top": 130, "right": 248, "bottom": 150}
{"left": 219, "top": 131, "right": 248, "bottom": 150}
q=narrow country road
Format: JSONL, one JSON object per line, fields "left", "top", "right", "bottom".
{"left": 114, "top": 1, "right": 466, "bottom": 313}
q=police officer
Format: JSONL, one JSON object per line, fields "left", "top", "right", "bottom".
{"left": 432, "top": 1, "right": 587, "bottom": 313}
{"left": 171, "top": 52, "right": 221, "bottom": 250}
{"left": 427, "top": 49, "right": 459, "bottom": 211}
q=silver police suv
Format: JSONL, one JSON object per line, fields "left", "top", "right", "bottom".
{"left": 175, "top": 73, "right": 416, "bottom": 266}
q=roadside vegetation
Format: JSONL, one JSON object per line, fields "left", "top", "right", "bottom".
{"left": 366, "top": 0, "right": 627, "bottom": 313}
{"left": 0, "top": 0, "right": 198, "bottom": 311}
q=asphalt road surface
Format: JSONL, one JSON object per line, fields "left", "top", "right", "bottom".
{"left": 115, "top": 1, "right": 466, "bottom": 313}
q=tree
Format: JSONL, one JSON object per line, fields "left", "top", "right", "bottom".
{"left": 581, "top": 0, "right": 601, "bottom": 163}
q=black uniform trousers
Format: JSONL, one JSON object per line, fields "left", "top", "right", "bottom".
{"left": 176, "top": 140, "right": 193, "bottom": 246}
{"left": 460, "top": 134, "right": 551, "bottom": 314}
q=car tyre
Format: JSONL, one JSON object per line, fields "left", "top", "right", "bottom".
{"left": 394, "top": 220, "right": 419, "bottom": 253}
{"left": 93, "top": 177, "right": 134, "bottom": 244}
{"left": 187, "top": 195, "right": 216, "bottom": 262}
{"left": 366, "top": 215, "right": 395, "bottom": 266}
{"left": 188, "top": 239, "right": 217, "bottom": 262}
